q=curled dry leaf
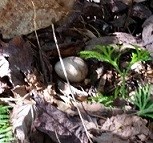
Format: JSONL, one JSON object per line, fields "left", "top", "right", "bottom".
{"left": 0, "top": 0, "right": 75, "bottom": 38}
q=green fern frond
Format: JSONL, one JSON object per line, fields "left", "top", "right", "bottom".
{"left": 80, "top": 45, "right": 121, "bottom": 71}
{"left": 80, "top": 44, "right": 151, "bottom": 99}
{"left": 130, "top": 46, "right": 151, "bottom": 65}
{"left": 0, "top": 105, "right": 14, "bottom": 143}
{"left": 132, "top": 85, "right": 153, "bottom": 118}
{"left": 80, "top": 50, "right": 106, "bottom": 61}
{"left": 95, "top": 45, "right": 116, "bottom": 56}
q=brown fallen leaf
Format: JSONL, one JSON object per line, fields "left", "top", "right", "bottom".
{"left": 32, "top": 94, "right": 89, "bottom": 143}
{"left": 58, "top": 81, "right": 88, "bottom": 101}
{"left": 142, "top": 15, "right": 153, "bottom": 57}
{"left": 101, "top": 114, "right": 150, "bottom": 141}
{"left": 0, "top": 0, "right": 75, "bottom": 38}
{"left": 93, "top": 132, "right": 129, "bottom": 143}
{"left": 0, "top": 55, "right": 12, "bottom": 93}
{"left": 30, "top": 129, "right": 53, "bottom": 143}
{"left": 11, "top": 101, "right": 36, "bottom": 143}
{"left": 7, "top": 37, "right": 33, "bottom": 73}
{"left": 0, "top": 37, "right": 34, "bottom": 86}
{"left": 85, "top": 32, "right": 137, "bottom": 50}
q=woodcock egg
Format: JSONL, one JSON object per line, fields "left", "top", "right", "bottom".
{"left": 55, "top": 56, "right": 88, "bottom": 82}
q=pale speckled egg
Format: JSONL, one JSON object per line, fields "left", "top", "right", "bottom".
{"left": 55, "top": 56, "right": 88, "bottom": 82}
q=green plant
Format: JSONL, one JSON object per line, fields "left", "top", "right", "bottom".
{"left": 89, "top": 92, "right": 113, "bottom": 107}
{"left": 0, "top": 105, "right": 14, "bottom": 143}
{"left": 132, "top": 84, "right": 153, "bottom": 118}
{"left": 80, "top": 44, "right": 151, "bottom": 98}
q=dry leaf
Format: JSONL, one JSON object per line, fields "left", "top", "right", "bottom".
{"left": 85, "top": 32, "right": 137, "bottom": 50}
{"left": 0, "top": 55, "right": 10, "bottom": 77}
{"left": 0, "top": 0, "right": 75, "bottom": 38}
{"left": 142, "top": 15, "right": 153, "bottom": 57}
{"left": 12, "top": 85, "right": 28, "bottom": 98}
{"left": 4, "top": 37, "right": 33, "bottom": 73}
{"left": 46, "top": 41, "right": 84, "bottom": 58}
{"left": 30, "top": 129, "right": 53, "bottom": 143}
{"left": 11, "top": 102, "right": 36, "bottom": 142}
{"left": 32, "top": 94, "right": 88, "bottom": 143}
{"left": 101, "top": 114, "right": 150, "bottom": 141}
{"left": 0, "top": 55, "right": 12, "bottom": 93}
{"left": 58, "top": 81, "right": 88, "bottom": 101}
{"left": 0, "top": 36, "right": 34, "bottom": 86}
{"left": 93, "top": 132, "right": 128, "bottom": 143}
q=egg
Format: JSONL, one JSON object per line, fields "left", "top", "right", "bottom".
{"left": 55, "top": 56, "right": 88, "bottom": 82}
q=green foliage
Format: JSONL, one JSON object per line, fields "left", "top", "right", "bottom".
{"left": 80, "top": 44, "right": 151, "bottom": 98}
{"left": 132, "top": 84, "right": 153, "bottom": 118}
{"left": 80, "top": 45, "right": 150, "bottom": 74}
{"left": 80, "top": 45, "right": 121, "bottom": 73}
{"left": 0, "top": 105, "right": 14, "bottom": 143}
{"left": 89, "top": 93, "right": 113, "bottom": 107}
{"left": 127, "top": 46, "right": 151, "bottom": 71}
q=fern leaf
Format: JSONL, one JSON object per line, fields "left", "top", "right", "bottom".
{"left": 133, "top": 84, "right": 153, "bottom": 118}
{"left": 0, "top": 105, "right": 14, "bottom": 143}
{"left": 80, "top": 50, "right": 108, "bottom": 62}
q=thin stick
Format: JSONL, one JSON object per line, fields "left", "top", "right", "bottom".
{"left": 55, "top": 130, "right": 62, "bottom": 143}
{"left": 52, "top": 24, "right": 93, "bottom": 143}
{"left": 31, "top": 1, "right": 47, "bottom": 83}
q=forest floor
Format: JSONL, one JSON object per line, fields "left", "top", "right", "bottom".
{"left": 1, "top": 0, "right": 153, "bottom": 143}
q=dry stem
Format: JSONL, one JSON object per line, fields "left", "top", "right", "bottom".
{"left": 51, "top": 24, "right": 93, "bottom": 143}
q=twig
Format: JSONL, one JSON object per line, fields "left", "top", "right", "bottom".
{"left": 31, "top": 1, "right": 47, "bottom": 83}
{"left": 55, "top": 130, "right": 62, "bottom": 143}
{"left": 52, "top": 24, "right": 93, "bottom": 143}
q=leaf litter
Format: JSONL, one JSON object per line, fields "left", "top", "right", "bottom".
{"left": 0, "top": 0, "right": 153, "bottom": 143}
